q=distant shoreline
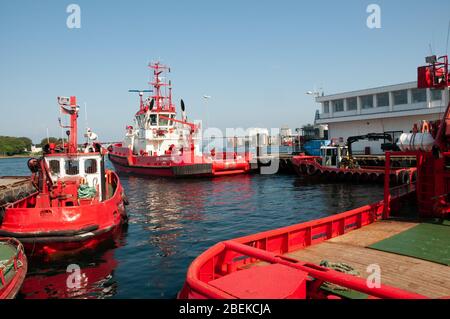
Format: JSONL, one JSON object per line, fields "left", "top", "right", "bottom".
{"left": 0, "top": 154, "right": 32, "bottom": 159}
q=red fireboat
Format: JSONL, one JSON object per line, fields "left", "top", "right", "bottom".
{"left": 0, "top": 96, "right": 128, "bottom": 256}
{"left": 108, "top": 62, "right": 252, "bottom": 177}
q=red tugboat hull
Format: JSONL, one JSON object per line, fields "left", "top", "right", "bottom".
{"left": 0, "top": 170, "right": 127, "bottom": 256}
{"left": 0, "top": 238, "right": 28, "bottom": 299}
{"left": 109, "top": 146, "right": 251, "bottom": 178}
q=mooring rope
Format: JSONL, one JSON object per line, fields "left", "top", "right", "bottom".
{"left": 319, "top": 260, "right": 360, "bottom": 291}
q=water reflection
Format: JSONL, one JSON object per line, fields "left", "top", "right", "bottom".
{"left": 18, "top": 227, "right": 127, "bottom": 299}
{"left": 126, "top": 174, "right": 255, "bottom": 258}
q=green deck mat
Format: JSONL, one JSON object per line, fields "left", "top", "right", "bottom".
{"left": 368, "top": 221, "right": 450, "bottom": 266}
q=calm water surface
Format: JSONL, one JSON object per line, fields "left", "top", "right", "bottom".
{"left": 0, "top": 157, "right": 384, "bottom": 299}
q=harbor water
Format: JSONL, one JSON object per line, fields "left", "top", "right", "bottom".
{"left": 0, "top": 157, "right": 384, "bottom": 299}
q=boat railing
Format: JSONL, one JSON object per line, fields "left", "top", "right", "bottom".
{"left": 0, "top": 237, "right": 25, "bottom": 287}
{"left": 184, "top": 200, "right": 427, "bottom": 299}
{"left": 390, "top": 181, "right": 416, "bottom": 199}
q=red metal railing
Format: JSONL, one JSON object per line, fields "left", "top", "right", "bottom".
{"left": 183, "top": 190, "right": 426, "bottom": 299}
{"left": 0, "top": 237, "right": 25, "bottom": 287}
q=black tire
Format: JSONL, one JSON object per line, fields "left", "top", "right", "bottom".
{"left": 306, "top": 164, "right": 318, "bottom": 176}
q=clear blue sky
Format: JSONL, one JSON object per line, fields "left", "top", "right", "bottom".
{"left": 1, "top": 0, "right": 450, "bottom": 143}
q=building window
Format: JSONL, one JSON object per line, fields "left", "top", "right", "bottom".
{"left": 65, "top": 160, "right": 79, "bottom": 176}
{"left": 411, "top": 88, "right": 426, "bottom": 103}
{"left": 431, "top": 89, "right": 442, "bottom": 101}
{"left": 323, "top": 101, "right": 329, "bottom": 113}
{"left": 393, "top": 90, "right": 408, "bottom": 105}
{"left": 361, "top": 95, "right": 374, "bottom": 109}
{"left": 346, "top": 97, "right": 357, "bottom": 111}
{"left": 84, "top": 159, "right": 98, "bottom": 174}
{"left": 376, "top": 93, "right": 389, "bottom": 107}
{"left": 332, "top": 99, "right": 344, "bottom": 112}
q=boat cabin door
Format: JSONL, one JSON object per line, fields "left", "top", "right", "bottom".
{"left": 321, "top": 147, "right": 338, "bottom": 167}
{"left": 321, "top": 146, "right": 347, "bottom": 168}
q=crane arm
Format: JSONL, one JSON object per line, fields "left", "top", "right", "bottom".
{"left": 346, "top": 133, "right": 393, "bottom": 157}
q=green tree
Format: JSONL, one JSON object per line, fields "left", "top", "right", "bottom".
{"left": 0, "top": 136, "right": 32, "bottom": 156}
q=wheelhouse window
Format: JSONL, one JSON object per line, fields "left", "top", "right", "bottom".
{"left": 158, "top": 114, "right": 169, "bottom": 126}
{"left": 332, "top": 99, "right": 344, "bottom": 112}
{"left": 49, "top": 160, "right": 60, "bottom": 174}
{"left": 412, "top": 88, "right": 426, "bottom": 103}
{"left": 150, "top": 114, "right": 157, "bottom": 126}
{"left": 346, "top": 97, "right": 357, "bottom": 111}
{"left": 376, "top": 93, "right": 389, "bottom": 107}
{"left": 361, "top": 95, "right": 374, "bottom": 109}
{"left": 393, "top": 90, "right": 408, "bottom": 105}
{"left": 84, "top": 159, "right": 98, "bottom": 174}
{"left": 65, "top": 159, "right": 79, "bottom": 175}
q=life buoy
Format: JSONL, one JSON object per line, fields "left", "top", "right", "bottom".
{"left": 300, "top": 164, "right": 308, "bottom": 174}
{"left": 306, "top": 164, "right": 317, "bottom": 176}
{"left": 80, "top": 177, "right": 87, "bottom": 185}
{"left": 360, "top": 172, "right": 369, "bottom": 182}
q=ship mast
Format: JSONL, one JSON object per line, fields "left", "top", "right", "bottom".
{"left": 149, "top": 62, "right": 174, "bottom": 112}
{"left": 58, "top": 96, "right": 79, "bottom": 153}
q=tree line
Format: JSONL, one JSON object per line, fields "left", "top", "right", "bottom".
{"left": 0, "top": 136, "right": 66, "bottom": 156}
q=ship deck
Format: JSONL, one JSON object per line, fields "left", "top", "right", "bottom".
{"left": 282, "top": 220, "right": 450, "bottom": 298}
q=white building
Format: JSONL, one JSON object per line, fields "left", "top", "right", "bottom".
{"left": 30, "top": 145, "right": 43, "bottom": 154}
{"left": 315, "top": 81, "right": 449, "bottom": 154}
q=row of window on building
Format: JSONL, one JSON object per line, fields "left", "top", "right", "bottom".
{"left": 323, "top": 88, "right": 444, "bottom": 114}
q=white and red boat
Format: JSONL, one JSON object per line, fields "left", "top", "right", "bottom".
{"left": 108, "top": 62, "right": 252, "bottom": 177}
{"left": 0, "top": 96, "right": 128, "bottom": 256}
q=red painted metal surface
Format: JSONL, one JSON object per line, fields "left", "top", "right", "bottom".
{"left": 109, "top": 147, "right": 252, "bottom": 177}
{"left": 1, "top": 170, "right": 127, "bottom": 255}
{"left": 0, "top": 238, "right": 27, "bottom": 299}
{"left": 208, "top": 263, "right": 308, "bottom": 299}
{"left": 179, "top": 193, "right": 429, "bottom": 299}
